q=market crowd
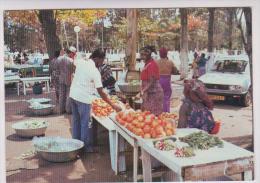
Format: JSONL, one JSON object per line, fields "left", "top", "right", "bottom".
{"left": 50, "top": 46, "right": 219, "bottom": 152}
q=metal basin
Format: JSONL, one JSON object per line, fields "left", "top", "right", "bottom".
{"left": 12, "top": 120, "right": 48, "bottom": 138}
{"left": 27, "top": 98, "right": 51, "bottom": 104}
{"left": 29, "top": 104, "right": 54, "bottom": 116}
{"left": 33, "top": 137, "right": 84, "bottom": 163}
{"left": 118, "top": 83, "right": 141, "bottom": 95}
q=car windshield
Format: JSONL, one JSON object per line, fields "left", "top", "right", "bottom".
{"left": 211, "top": 60, "right": 248, "bottom": 73}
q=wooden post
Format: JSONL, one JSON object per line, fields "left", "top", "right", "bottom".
{"left": 126, "top": 9, "right": 137, "bottom": 71}
{"left": 179, "top": 8, "right": 189, "bottom": 80}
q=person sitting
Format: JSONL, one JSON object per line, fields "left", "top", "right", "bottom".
{"left": 178, "top": 79, "right": 219, "bottom": 133}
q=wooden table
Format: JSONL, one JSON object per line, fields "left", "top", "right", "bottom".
{"left": 20, "top": 76, "right": 50, "bottom": 95}
{"left": 92, "top": 114, "right": 126, "bottom": 173}
{"left": 5, "top": 75, "right": 21, "bottom": 96}
{"left": 111, "top": 68, "right": 123, "bottom": 80}
{"left": 138, "top": 128, "right": 254, "bottom": 182}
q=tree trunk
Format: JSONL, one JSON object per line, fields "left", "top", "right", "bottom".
{"left": 126, "top": 9, "right": 137, "bottom": 71}
{"left": 227, "top": 8, "right": 234, "bottom": 51}
{"left": 179, "top": 8, "right": 189, "bottom": 80}
{"left": 208, "top": 8, "right": 215, "bottom": 52}
{"left": 38, "top": 10, "right": 61, "bottom": 60}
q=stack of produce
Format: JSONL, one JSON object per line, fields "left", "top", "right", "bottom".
{"left": 115, "top": 110, "right": 175, "bottom": 139}
{"left": 92, "top": 97, "right": 118, "bottom": 117}
{"left": 179, "top": 131, "right": 224, "bottom": 150}
{"left": 174, "top": 147, "right": 195, "bottom": 157}
{"left": 159, "top": 112, "right": 178, "bottom": 121}
{"left": 158, "top": 112, "right": 179, "bottom": 126}
{"left": 154, "top": 138, "right": 177, "bottom": 151}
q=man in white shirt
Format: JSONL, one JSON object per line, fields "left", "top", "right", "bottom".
{"left": 70, "top": 49, "right": 121, "bottom": 152}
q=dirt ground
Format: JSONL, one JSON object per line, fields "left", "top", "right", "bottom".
{"left": 5, "top": 84, "right": 253, "bottom": 182}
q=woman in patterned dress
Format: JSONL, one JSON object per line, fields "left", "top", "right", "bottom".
{"left": 140, "top": 46, "right": 164, "bottom": 116}
{"left": 178, "top": 79, "right": 219, "bottom": 133}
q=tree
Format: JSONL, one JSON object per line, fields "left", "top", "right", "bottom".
{"left": 125, "top": 9, "right": 137, "bottom": 71}
{"left": 207, "top": 8, "right": 215, "bottom": 52}
{"left": 38, "top": 10, "right": 61, "bottom": 60}
{"left": 227, "top": 8, "right": 234, "bottom": 51}
{"left": 179, "top": 8, "right": 189, "bottom": 80}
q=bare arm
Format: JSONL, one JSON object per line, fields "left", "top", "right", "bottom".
{"left": 141, "top": 77, "right": 155, "bottom": 94}
{"left": 178, "top": 103, "right": 189, "bottom": 128}
{"left": 96, "top": 88, "right": 121, "bottom": 112}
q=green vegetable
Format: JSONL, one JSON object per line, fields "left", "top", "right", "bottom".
{"left": 179, "top": 131, "right": 224, "bottom": 150}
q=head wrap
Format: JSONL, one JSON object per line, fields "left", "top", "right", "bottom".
{"left": 184, "top": 79, "right": 213, "bottom": 110}
{"left": 69, "top": 46, "right": 77, "bottom": 53}
{"left": 159, "top": 47, "right": 168, "bottom": 59}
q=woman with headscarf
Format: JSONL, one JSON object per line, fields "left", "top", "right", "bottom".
{"left": 157, "top": 47, "right": 178, "bottom": 112}
{"left": 178, "top": 79, "right": 218, "bottom": 133}
{"left": 140, "top": 46, "right": 164, "bottom": 116}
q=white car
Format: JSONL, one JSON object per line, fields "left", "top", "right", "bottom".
{"left": 199, "top": 55, "right": 252, "bottom": 107}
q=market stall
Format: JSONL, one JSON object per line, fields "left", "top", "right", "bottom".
{"left": 108, "top": 108, "right": 254, "bottom": 182}
{"left": 109, "top": 110, "right": 177, "bottom": 182}
{"left": 138, "top": 128, "right": 254, "bottom": 181}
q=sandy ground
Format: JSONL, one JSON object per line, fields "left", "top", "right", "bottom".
{"left": 5, "top": 82, "right": 253, "bottom": 182}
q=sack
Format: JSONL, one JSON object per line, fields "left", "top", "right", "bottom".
{"left": 102, "top": 76, "right": 116, "bottom": 88}
{"left": 33, "top": 83, "right": 43, "bottom": 95}
{"left": 187, "top": 103, "right": 215, "bottom": 133}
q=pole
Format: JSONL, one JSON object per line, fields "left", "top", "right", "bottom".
{"left": 101, "top": 19, "right": 104, "bottom": 50}
{"left": 76, "top": 32, "right": 79, "bottom": 51}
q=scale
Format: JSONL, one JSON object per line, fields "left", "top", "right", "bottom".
{"left": 117, "top": 70, "right": 142, "bottom": 109}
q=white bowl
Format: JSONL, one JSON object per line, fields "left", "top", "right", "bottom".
{"left": 12, "top": 120, "right": 48, "bottom": 138}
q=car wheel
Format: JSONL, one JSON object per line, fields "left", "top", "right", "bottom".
{"left": 240, "top": 91, "right": 252, "bottom": 107}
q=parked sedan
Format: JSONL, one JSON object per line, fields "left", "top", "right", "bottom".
{"left": 199, "top": 55, "right": 252, "bottom": 107}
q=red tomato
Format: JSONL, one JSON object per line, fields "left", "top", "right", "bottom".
{"left": 151, "top": 120, "right": 159, "bottom": 128}
{"left": 144, "top": 133, "right": 151, "bottom": 139}
{"left": 126, "top": 115, "right": 133, "bottom": 123}
{"left": 155, "top": 126, "right": 164, "bottom": 135}
{"left": 132, "top": 120, "right": 139, "bottom": 126}
{"left": 143, "top": 125, "right": 151, "bottom": 133}
{"left": 137, "top": 116, "right": 144, "bottom": 122}
{"left": 126, "top": 124, "right": 134, "bottom": 131}
{"left": 166, "top": 129, "right": 173, "bottom": 136}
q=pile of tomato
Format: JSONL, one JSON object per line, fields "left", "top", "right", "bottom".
{"left": 92, "top": 99, "right": 116, "bottom": 117}
{"left": 115, "top": 110, "right": 176, "bottom": 139}
{"left": 159, "top": 112, "right": 178, "bottom": 121}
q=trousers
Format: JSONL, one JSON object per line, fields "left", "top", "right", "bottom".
{"left": 70, "top": 98, "right": 93, "bottom": 150}
{"left": 58, "top": 83, "right": 71, "bottom": 114}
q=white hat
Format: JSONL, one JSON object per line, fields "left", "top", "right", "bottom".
{"left": 69, "top": 46, "right": 77, "bottom": 53}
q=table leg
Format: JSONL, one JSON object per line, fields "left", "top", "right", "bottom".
{"left": 109, "top": 131, "right": 116, "bottom": 172}
{"left": 133, "top": 141, "right": 138, "bottom": 182}
{"left": 118, "top": 135, "right": 126, "bottom": 172}
{"left": 17, "top": 82, "right": 20, "bottom": 96}
{"left": 47, "top": 81, "right": 50, "bottom": 93}
{"left": 116, "top": 71, "right": 118, "bottom": 81}
{"left": 23, "top": 82, "right": 26, "bottom": 95}
{"left": 115, "top": 131, "right": 119, "bottom": 175}
{"left": 141, "top": 148, "right": 152, "bottom": 182}
{"left": 242, "top": 170, "right": 253, "bottom": 181}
